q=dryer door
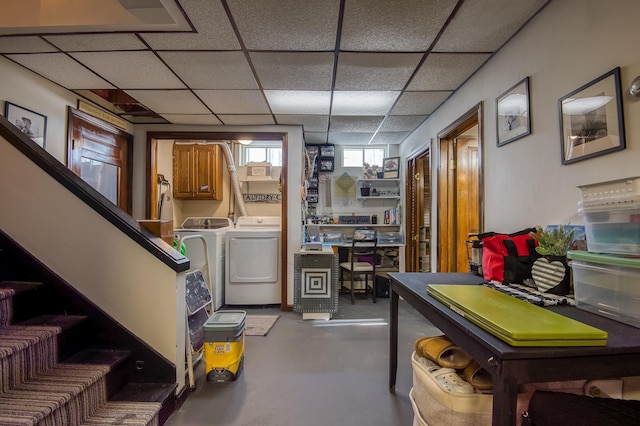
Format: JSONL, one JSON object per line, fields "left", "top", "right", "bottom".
{"left": 227, "top": 236, "right": 279, "bottom": 283}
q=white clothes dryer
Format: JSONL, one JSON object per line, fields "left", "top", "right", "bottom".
{"left": 175, "top": 217, "right": 233, "bottom": 311}
{"left": 225, "top": 216, "right": 281, "bottom": 305}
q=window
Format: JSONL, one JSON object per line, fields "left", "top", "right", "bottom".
{"left": 239, "top": 141, "right": 282, "bottom": 166}
{"left": 342, "top": 147, "right": 385, "bottom": 168}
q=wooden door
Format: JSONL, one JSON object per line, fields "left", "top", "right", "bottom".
{"left": 406, "top": 150, "right": 431, "bottom": 272}
{"left": 172, "top": 144, "right": 194, "bottom": 198}
{"left": 437, "top": 106, "right": 482, "bottom": 273}
{"left": 67, "top": 108, "right": 132, "bottom": 213}
{"left": 193, "top": 145, "right": 219, "bottom": 199}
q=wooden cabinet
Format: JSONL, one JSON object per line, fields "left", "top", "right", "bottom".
{"left": 173, "top": 144, "right": 223, "bottom": 200}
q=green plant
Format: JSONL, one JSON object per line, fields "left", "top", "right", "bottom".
{"left": 529, "top": 225, "right": 576, "bottom": 256}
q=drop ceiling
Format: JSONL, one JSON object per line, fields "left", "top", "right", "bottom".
{"left": 0, "top": 0, "right": 551, "bottom": 145}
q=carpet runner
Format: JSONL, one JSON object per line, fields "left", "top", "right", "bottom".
{"left": 0, "top": 286, "right": 161, "bottom": 425}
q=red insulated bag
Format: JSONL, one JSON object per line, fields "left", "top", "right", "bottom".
{"left": 480, "top": 228, "right": 540, "bottom": 284}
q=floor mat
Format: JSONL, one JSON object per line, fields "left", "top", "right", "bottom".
{"left": 245, "top": 315, "right": 280, "bottom": 336}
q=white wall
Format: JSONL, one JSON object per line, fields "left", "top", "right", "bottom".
{"left": 401, "top": 0, "right": 640, "bottom": 238}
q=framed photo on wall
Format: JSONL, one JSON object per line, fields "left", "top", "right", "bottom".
{"left": 559, "top": 67, "right": 625, "bottom": 165}
{"left": 382, "top": 156, "right": 400, "bottom": 179}
{"left": 4, "top": 102, "right": 47, "bottom": 148}
{"left": 496, "top": 77, "right": 531, "bottom": 147}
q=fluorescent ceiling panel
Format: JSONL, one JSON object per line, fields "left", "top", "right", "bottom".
{"left": 434, "top": 0, "right": 549, "bottom": 52}
{"left": 7, "top": 53, "right": 114, "bottom": 89}
{"left": 250, "top": 52, "right": 334, "bottom": 90}
{"left": 331, "top": 91, "right": 400, "bottom": 116}
{"left": 335, "top": 52, "right": 422, "bottom": 91}
{"left": 371, "top": 132, "right": 410, "bottom": 145}
{"left": 341, "top": 0, "right": 457, "bottom": 51}
{"left": 264, "top": 91, "right": 331, "bottom": 115}
{"left": 159, "top": 51, "right": 257, "bottom": 90}
{"left": 44, "top": 34, "right": 146, "bottom": 51}
{"left": 124, "top": 90, "right": 210, "bottom": 114}
{"left": 141, "top": 0, "right": 240, "bottom": 50}
{"left": 70, "top": 51, "right": 186, "bottom": 89}
{"left": 228, "top": 0, "right": 339, "bottom": 50}
{"left": 391, "top": 91, "right": 452, "bottom": 115}
{"left": 408, "top": 53, "right": 490, "bottom": 91}
{"left": 275, "top": 115, "right": 329, "bottom": 132}
{"left": 196, "top": 90, "right": 271, "bottom": 114}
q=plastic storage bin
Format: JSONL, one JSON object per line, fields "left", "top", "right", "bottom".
{"left": 203, "top": 310, "right": 246, "bottom": 382}
{"left": 568, "top": 250, "right": 640, "bottom": 328}
{"left": 377, "top": 231, "right": 404, "bottom": 245}
{"left": 578, "top": 177, "right": 640, "bottom": 255}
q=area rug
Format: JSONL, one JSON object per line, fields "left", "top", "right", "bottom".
{"left": 245, "top": 315, "right": 280, "bottom": 336}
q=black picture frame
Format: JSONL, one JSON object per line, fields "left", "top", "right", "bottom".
{"left": 4, "top": 102, "right": 47, "bottom": 147}
{"left": 559, "top": 67, "right": 625, "bottom": 165}
{"left": 382, "top": 156, "right": 400, "bottom": 179}
{"left": 319, "top": 157, "right": 334, "bottom": 172}
{"left": 320, "top": 144, "right": 335, "bottom": 158}
{"left": 496, "top": 77, "right": 531, "bottom": 147}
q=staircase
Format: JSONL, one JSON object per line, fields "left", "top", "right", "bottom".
{"left": 0, "top": 236, "right": 177, "bottom": 425}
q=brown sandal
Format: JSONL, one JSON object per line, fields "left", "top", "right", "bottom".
{"left": 414, "top": 335, "right": 473, "bottom": 369}
{"left": 464, "top": 360, "right": 493, "bottom": 391}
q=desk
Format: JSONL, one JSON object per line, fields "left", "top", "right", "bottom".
{"left": 388, "top": 272, "right": 640, "bottom": 426}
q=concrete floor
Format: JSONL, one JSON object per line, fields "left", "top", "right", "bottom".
{"left": 165, "top": 294, "right": 442, "bottom": 426}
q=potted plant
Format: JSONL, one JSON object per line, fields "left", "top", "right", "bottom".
{"left": 528, "top": 225, "right": 576, "bottom": 295}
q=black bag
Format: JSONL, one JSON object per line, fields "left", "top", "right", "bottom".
{"left": 375, "top": 275, "right": 390, "bottom": 298}
{"left": 523, "top": 391, "right": 640, "bottom": 426}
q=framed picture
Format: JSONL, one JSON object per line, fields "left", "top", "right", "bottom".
{"left": 320, "top": 144, "right": 335, "bottom": 158}
{"left": 319, "top": 157, "right": 334, "bottom": 172}
{"left": 496, "top": 77, "right": 531, "bottom": 146}
{"left": 559, "top": 67, "right": 625, "bottom": 165}
{"left": 4, "top": 102, "right": 47, "bottom": 148}
{"left": 382, "top": 156, "right": 400, "bottom": 179}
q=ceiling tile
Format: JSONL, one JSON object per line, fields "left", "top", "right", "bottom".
{"left": 371, "top": 132, "right": 410, "bottom": 145}
{"left": 7, "top": 53, "right": 114, "bottom": 89}
{"left": 159, "top": 51, "right": 257, "bottom": 89}
{"left": 124, "top": 90, "right": 209, "bottom": 114}
{"left": 141, "top": 0, "right": 240, "bottom": 50}
{"left": 329, "top": 116, "right": 384, "bottom": 132}
{"left": 304, "top": 132, "right": 328, "bottom": 144}
{"left": 228, "top": 0, "right": 339, "bottom": 50}
{"left": 218, "top": 115, "right": 275, "bottom": 125}
{"left": 380, "top": 115, "right": 427, "bottom": 132}
{"left": 0, "top": 36, "right": 57, "bottom": 53}
{"left": 341, "top": 0, "right": 458, "bottom": 51}
{"left": 331, "top": 91, "right": 400, "bottom": 116}
{"left": 44, "top": 34, "right": 146, "bottom": 51}
{"left": 264, "top": 90, "right": 331, "bottom": 115}
{"left": 250, "top": 52, "right": 334, "bottom": 90}
{"left": 70, "top": 51, "right": 186, "bottom": 89}
{"left": 391, "top": 91, "right": 452, "bottom": 115}
{"left": 160, "top": 114, "right": 222, "bottom": 125}
{"left": 434, "top": 0, "right": 549, "bottom": 52}
{"left": 407, "top": 53, "right": 490, "bottom": 91}
{"left": 196, "top": 90, "right": 271, "bottom": 114}
{"left": 334, "top": 52, "right": 422, "bottom": 90}
{"left": 328, "top": 132, "right": 375, "bottom": 145}
{"left": 275, "top": 115, "right": 329, "bottom": 132}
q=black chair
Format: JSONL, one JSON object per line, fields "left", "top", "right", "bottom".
{"left": 340, "top": 228, "right": 378, "bottom": 304}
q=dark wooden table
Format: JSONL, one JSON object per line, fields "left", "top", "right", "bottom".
{"left": 388, "top": 272, "right": 640, "bottom": 426}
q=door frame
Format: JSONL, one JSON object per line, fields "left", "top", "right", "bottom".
{"left": 146, "top": 131, "right": 289, "bottom": 311}
{"left": 405, "top": 146, "right": 431, "bottom": 272}
{"left": 436, "top": 103, "right": 484, "bottom": 272}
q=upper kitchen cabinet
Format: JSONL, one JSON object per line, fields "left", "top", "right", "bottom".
{"left": 173, "top": 143, "right": 223, "bottom": 200}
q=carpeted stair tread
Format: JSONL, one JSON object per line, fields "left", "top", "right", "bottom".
{"left": 0, "top": 281, "right": 44, "bottom": 294}
{"left": 80, "top": 401, "right": 161, "bottom": 426}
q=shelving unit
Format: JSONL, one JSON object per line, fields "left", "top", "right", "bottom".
{"left": 356, "top": 178, "right": 401, "bottom": 201}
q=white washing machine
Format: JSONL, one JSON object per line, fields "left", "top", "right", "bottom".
{"left": 225, "top": 216, "right": 281, "bottom": 305}
{"left": 175, "top": 217, "right": 233, "bottom": 311}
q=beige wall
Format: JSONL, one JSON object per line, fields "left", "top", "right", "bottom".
{"left": 401, "top": 0, "right": 640, "bottom": 251}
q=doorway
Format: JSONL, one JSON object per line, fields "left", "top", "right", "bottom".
{"left": 146, "top": 131, "right": 289, "bottom": 310}
{"left": 437, "top": 104, "right": 483, "bottom": 272}
{"left": 67, "top": 107, "right": 133, "bottom": 214}
{"left": 406, "top": 147, "right": 432, "bottom": 272}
